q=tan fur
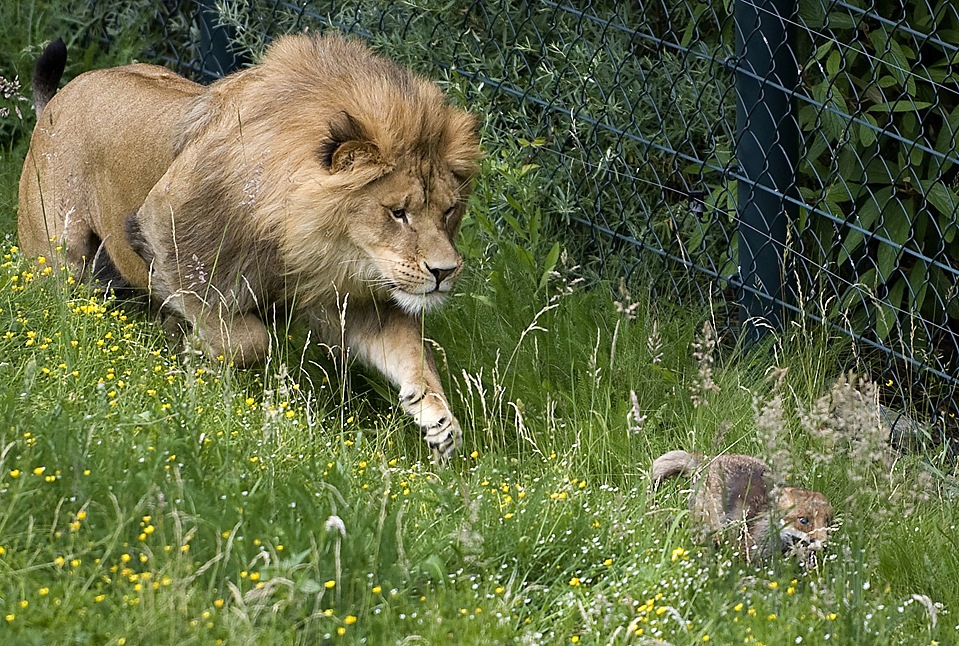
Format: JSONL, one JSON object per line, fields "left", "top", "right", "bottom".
{"left": 18, "top": 34, "right": 482, "bottom": 461}
{"left": 653, "top": 450, "right": 834, "bottom": 562}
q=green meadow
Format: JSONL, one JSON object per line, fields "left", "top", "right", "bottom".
{"left": 1, "top": 6, "right": 958, "bottom": 645}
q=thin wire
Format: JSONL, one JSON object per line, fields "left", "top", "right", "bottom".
{"left": 742, "top": 0, "right": 959, "bottom": 98}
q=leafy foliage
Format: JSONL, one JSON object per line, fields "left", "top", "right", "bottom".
{"left": 794, "top": 0, "right": 959, "bottom": 354}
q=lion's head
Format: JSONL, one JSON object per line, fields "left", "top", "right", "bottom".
{"left": 165, "top": 34, "right": 483, "bottom": 317}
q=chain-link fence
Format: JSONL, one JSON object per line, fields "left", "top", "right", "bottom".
{"left": 89, "top": 0, "right": 959, "bottom": 443}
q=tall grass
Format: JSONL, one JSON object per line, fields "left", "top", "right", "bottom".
{"left": 1, "top": 3, "right": 956, "bottom": 644}
{"left": 0, "top": 191, "right": 954, "bottom": 643}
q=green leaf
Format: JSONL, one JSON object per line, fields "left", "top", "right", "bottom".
{"left": 838, "top": 186, "right": 890, "bottom": 264}
{"left": 538, "top": 241, "right": 561, "bottom": 291}
{"left": 858, "top": 113, "right": 879, "bottom": 147}
{"left": 907, "top": 262, "right": 929, "bottom": 314}
{"left": 875, "top": 279, "right": 906, "bottom": 342}
{"left": 867, "top": 100, "right": 934, "bottom": 113}
{"left": 826, "top": 50, "right": 841, "bottom": 78}
{"left": 876, "top": 196, "right": 911, "bottom": 283}
{"left": 922, "top": 181, "right": 959, "bottom": 219}
{"left": 812, "top": 81, "right": 849, "bottom": 144}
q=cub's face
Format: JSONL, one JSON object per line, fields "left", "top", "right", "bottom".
{"left": 348, "top": 160, "right": 468, "bottom": 314}
{"left": 777, "top": 487, "right": 834, "bottom": 553}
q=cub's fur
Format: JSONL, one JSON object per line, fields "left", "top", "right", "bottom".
{"left": 18, "top": 35, "right": 482, "bottom": 460}
{"left": 653, "top": 450, "right": 834, "bottom": 562}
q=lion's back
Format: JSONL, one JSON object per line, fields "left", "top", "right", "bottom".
{"left": 18, "top": 63, "right": 203, "bottom": 283}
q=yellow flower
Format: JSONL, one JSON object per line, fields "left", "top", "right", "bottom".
{"left": 569, "top": 577, "right": 581, "bottom": 587}
{"left": 324, "top": 580, "right": 336, "bottom": 589}
{"left": 9, "top": 470, "right": 19, "bottom": 478}
{"left": 344, "top": 615, "right": 357, "bottom": 625}
{"left": 39, "top": 587, "right": 49, "bottom": 597}
{"left": 372, "top": 586, "right": 382, "bottom": 595}
{"left": 214, "top": 598, "right": 225, "bottom": 608}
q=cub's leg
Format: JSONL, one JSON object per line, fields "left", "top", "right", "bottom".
{"left": 346, "top": 306, "right": 462, "bottom": 462}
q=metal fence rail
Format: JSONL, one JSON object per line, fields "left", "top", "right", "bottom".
{"left": 90, "top": 0, "right": 959, "bottom": 440}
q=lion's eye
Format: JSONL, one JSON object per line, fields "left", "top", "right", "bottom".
{"left": 391, "top": 208, "right": 408, "bottom": 224}
{"left": 798, "top": 517, "right": 809, "bottom": 525}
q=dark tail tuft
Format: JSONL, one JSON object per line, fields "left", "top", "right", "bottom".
{"left": 32, "top": 38, "right": 67, "bottom": 116}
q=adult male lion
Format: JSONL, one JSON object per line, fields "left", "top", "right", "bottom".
{"left": 18, "top": 34, "right": 482, "bottom": 460}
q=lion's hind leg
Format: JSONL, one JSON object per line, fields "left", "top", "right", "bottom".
{"left": 192, "top": 307, "right": 271, "bottom": 368}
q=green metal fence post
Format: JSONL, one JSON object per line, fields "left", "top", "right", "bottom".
{"left": 735, "top": 0, "right": 798, "bottom": 340}
{"left": 198, "top": 0, "right": 245, "bottom": 82}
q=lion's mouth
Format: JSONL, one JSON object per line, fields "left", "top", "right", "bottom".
{"left": 389, "top": 284, "right": 450, "bottom": 315}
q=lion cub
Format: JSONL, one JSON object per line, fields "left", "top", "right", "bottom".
{"left": 653, "top": 450, "right": 834, "bottom": 563}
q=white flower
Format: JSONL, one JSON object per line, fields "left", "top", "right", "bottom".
{"left": 324, "top": 515, "right": 346, "bottom": 538}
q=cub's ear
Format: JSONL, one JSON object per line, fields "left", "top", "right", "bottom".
{"left": 318, "top": 111, "right": 384, "bottom": 174}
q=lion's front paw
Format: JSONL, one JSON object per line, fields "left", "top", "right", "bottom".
{"left": 399, "top": 384, "right": 463, "bottom": 462}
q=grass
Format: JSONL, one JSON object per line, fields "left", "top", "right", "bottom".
{"left": 0, "top": 209, "right": 955, "bottom": 644}
{"left": 1, "top": 6, "right": 958, "bottom": 644}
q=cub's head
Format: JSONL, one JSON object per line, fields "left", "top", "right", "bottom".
{"left": 777, "top": 487, "right": 834, "bottom": 556}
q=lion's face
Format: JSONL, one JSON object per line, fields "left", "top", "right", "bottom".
{"left": 269, "top": 99, "right": 479, "bottom": 315}
{"left": 343, "top": 161, "right": 467, "bottom": 315}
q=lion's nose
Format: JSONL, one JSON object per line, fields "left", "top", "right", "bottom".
{"left": 426, "top": 263, "right": 457, "bottom": 288}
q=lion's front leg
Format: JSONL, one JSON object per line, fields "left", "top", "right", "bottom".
{"left": 346, "top": 307, "right": 462, "bottom": 462}
{"left": 397, "top": 381, "right": 462, "bottom": 461}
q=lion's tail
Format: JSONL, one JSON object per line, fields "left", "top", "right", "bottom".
{"left": 32, "top": 38, "right": 67, "bottom": 116}
{"left": 652, "top": 449, "right": 701, "bottom": 487}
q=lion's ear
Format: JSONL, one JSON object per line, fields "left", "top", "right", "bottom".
{"left": 328, "top": 140, "right": 384, "bottom": 174}
{"left": 318, "top": 111, "right": 385, "bottom": 174}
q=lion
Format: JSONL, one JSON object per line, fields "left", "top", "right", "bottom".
{"left": 653, "top": 450, "right": 834, "bottom": 563}
{"left": 18, "top": 34, "right": 482, "bottom": 461}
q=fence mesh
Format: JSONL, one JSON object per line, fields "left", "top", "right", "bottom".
{"left": 87, "top": 0, "right": 959, "bottom": 446}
